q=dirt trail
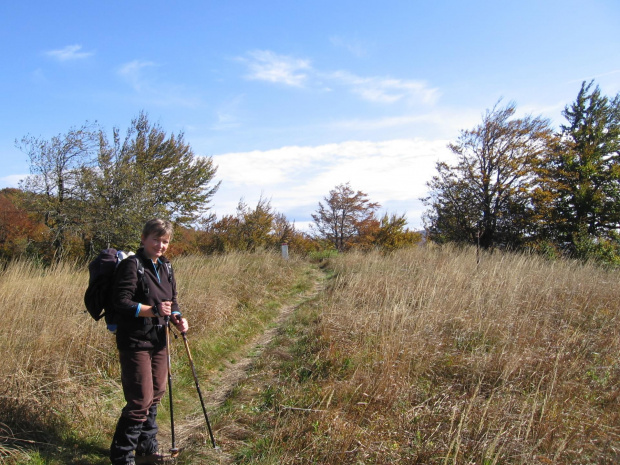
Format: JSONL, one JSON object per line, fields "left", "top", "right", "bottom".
{"left": 173, "top": 273, "right": 324, "bottom": 462}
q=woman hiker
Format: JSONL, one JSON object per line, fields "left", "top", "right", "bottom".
{"left": 110, "top": 218, "right": 189, "bottom": 465}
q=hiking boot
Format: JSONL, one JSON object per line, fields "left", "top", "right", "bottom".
{"left": 135, "top": 452, "right": 171, "bottom": 464}
{"left": 111, "top": 459, "right": 135, "bottom": 465}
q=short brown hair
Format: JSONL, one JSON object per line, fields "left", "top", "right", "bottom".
{"left": 142, "top": 218, "right": 174, "bottom": 240}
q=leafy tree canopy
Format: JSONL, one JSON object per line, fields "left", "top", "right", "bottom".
{"left": 311, "top": 183, "right": 380, "bottom": 252}
{"left": 17, "top": 112, "right": 220, "bottom": 258}
{"left": 424, "top": 101, "right": 552, "bottom": 249}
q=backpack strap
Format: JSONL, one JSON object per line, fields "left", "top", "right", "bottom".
{"left": 165, "top": 262, "right": 173, "bottom": 283}
{"left": 133, "top": 256, "right": 149, "bottom": 296}
{"left": 159, "top": 256, "right": 174, "bottom": 284}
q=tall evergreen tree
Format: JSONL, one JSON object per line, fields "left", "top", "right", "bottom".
{"left": 535, "top": 81, "right": 620, "bottom": 253}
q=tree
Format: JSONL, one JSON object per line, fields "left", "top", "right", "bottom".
{"left": 80, "top": 112, "right": 220, "bottom": 254}
{"left": 311, "top": 183, "right": 380, "bottom": 251}
{"left": 423, "top": 102, "right": 552, "bottom": 249}
{"left": 122, "top": 112, "right": 220, "bottom": 224}
{"left": 373, "top": 213, "right": 423, "bottom": 251}
{"left": 76, "top": 128, "right": 140, "bottom": 254}
{"left": 18, "top": 113, "right": 220, "bottom": 259}
{"left": 17, "top": 123, "right": 99, "bottom": 260}
{"left": 199, "top": 197, "right": 274, "bottom": 253}
{"left": 235, "top": 196, "right": 275, "bottom": 251}
{"left": 198, "top": 196, "right": 304, "bottom": 254}
{"left": 535, "top": 81, "right": 620, "bottom": 255}
{"left": 271, "top": 211, "right": 295, "bottom": 246}
{"left": 0, "top": 188, "right": 46, "bottom": 260}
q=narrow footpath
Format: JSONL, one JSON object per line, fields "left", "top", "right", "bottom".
{"left": 171, "top": 270, "right": 325, "bottom": 464}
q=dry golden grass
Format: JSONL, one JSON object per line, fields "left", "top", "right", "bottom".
{"left": 236, "top": 246, "right": 620, "bottom": 464}
{"left": 0, "top": 251, "right": 309, "bottom": 463}
{"left": 3, "top": 246, "right": 620, "bottom": 464}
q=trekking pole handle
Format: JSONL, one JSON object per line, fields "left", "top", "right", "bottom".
{"left": 173, "top": 309, "right": 185, "bottom": 333}
{"left": 168, "top": 311, "right": 183, "bottom": 339}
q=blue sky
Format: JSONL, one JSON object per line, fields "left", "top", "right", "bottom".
{"left": 1, "top": 1, "right": 619, "bottom": 229}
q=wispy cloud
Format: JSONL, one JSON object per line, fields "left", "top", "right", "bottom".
{"left": 328, "top": 71, "right": 439, "bottom": 104}
{"left": 329, "top": 35, "right": 371, "bottom": 57}
{"left": 118, "top": 60, "right": 158, "bottom": 92}
{"left": 46, "top": 44, "right": 94, "bottom": 61}
{"left": 31, "top": 68, "right": 47, "bottom": 85}
{"left": 567, "top": 69, "right": 620, "bottom": 95}
{"left": 210, "top": 95, "right": 244, "bottom": 130}
{"left": 331, "top": 114, "right": 444, "bottom": 131}
{"left": 240, "top": 49, "right": 439, "bottom": 105}
{"left": 568, "top": 69, "right": 620, "bottom": 84}
{"left": 242, "top": 50, "right": 311, "bottom": 87}
{"left": 116, "top": 60, "right": 200, "bottom": 107}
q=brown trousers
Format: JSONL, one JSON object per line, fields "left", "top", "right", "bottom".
{"left": 119, "top": 347, "right": 168, "bottom": 422}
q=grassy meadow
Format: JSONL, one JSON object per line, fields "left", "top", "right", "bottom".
{"left": 1, "top": 246, "right": 619, "bottom": 464}
{"left": 0, "top": 252, "right": 315, "bottom": 464}
{"left": 217, "top": 246, "right": 620, "bottom": 464}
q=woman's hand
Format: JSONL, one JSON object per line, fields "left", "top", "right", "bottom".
{"left": 157, "top": 300, "right": 173, "bottom": 317}
{"left": 172, "top": 313, "right": 189, "bottom": 333}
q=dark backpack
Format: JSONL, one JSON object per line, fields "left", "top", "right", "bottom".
{"left": 84, "top": 248, "right": 145, "bottom": 331}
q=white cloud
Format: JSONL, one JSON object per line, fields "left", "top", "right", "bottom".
{"left": 212, "top": 112, "right": 240, "bottom": 130}
{"left": 518, "top": 101, "right": 566, "bottom": 121}
{"left": 240, "top": 49, "right": 439, "bottom": 106}
{"left": 31, "top": 68, "right": 47, "bottom": 85}
{"left": 209, "top": 138, "right": 455, "bottom": 229}
{"left": 243, "top": 50, "right": 311, "bottom": 87}
{"left": 0, "top": 174, "right": 26, "bottom": 188}
{"left": 46, "top": 44, "right": 94, "bottom": 61}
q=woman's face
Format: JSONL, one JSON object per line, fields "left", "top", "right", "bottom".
{"left": 142, "top": 233, "right": 171, "bottom": 260}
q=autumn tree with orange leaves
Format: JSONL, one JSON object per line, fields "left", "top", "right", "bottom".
{"left": 0, "top": 189, "right": 47, "bottom": 260}
{"left": 312, "top": 183, "right": 380, "bottom": 252}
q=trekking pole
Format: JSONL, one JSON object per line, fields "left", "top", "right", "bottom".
{"left": 181, "top": 331, "right": 217, "bottom": 448}
{"left": 165, "top": 316, "right": 180, "bottom": 457}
